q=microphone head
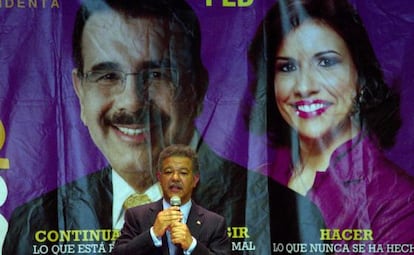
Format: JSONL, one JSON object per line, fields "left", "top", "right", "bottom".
{"left": 170, "top": 195, "right": 181, "bottom": 206}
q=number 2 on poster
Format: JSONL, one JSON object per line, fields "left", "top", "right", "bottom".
{"left": 0, "top": 120, "right": 9, "bottom": 170}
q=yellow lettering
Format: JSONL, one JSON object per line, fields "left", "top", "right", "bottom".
{"left": 35, "top": 230, "right": 47, "bottom": 242}
{"left": 81, "top": 230, "right": 89, "bottom": 241}
{"left": 112, "top": 230, "right": 120, "bottom": 241}
{"left": 101, "top": 229, "right": 112, "bottom": 241}
{"left": 364, "top": 229, "right": 373, "bottom": 240}
{"left": 47, "top": 230, "right": 59, "bottom": 242}
{"left": 320, "top": 229, "right": 374, "bottom": 241}
{"left": 237, "top": 0, "right": 253, "bottom": 7}
{"left": 352, "top": 229, "right": 362, "bottom": 240}
{"left": 239, "top": 227, "right": 249, "bottom": 238}
{"left": 59, "top": 230, "right": 71, "bottom": 242}
{"left": 0, "top": 120, "right": 9, "bottom": 169}
{"left": 205, "top": 0, "right": 253, "bottom": 7}
{"left": 71, "top": 230, "right": 81, "bottom": 241}
{"left": 227, "top": 227, "right": 249, "bottom": 238}
{"left": 332, "top": 229, "right": 341, "bottom": 240}
{"left": 34, "top": 229, "right": 121, "bottom": 242}
{"left": 89, "top": 229, "right": 100, "bottom": 241}
{"left": 320, "top": 229, "right": 330, "bottom": 240}
{"left": 223, "top": 0, "right": 236, "bottom": 7}
{"left": 342, "top": 229, "right": 353, "bottom": 241}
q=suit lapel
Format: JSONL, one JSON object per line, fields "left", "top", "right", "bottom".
{"left": 63, "top": 166, "right": 113, "bottom": 229}
{"left": 96, "top": 166, "right": 114, "bottom": 228}
{"left": 186, "top": 203, "right": 204, "bottom": 239}
{"left": 149, "top": 200, "right": 164, "bottom": 227}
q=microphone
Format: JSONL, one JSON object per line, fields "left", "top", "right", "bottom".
{"left": 169, "top": 195, "right": 183, "bottom": 251}
{"left": 170, "top": 195, "right": 181, "bottom": 206}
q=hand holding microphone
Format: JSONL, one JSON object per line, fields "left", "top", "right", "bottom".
{"left": 168, "top": 195, "right": 193, "bottom": 250}
{"left": 153, "top": 195, "right": 183, "bottom": 237}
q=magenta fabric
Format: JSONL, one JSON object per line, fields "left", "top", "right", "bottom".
{"left": 270, "top": 134, "right": 414, "bottom": 246}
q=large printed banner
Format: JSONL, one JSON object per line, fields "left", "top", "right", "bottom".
{"left": 1, "top": 0, "right": 414, "bottom": 254}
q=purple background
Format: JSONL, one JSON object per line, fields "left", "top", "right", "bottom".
{"left": 1, "top": 0, "right": 414, "bottom": 220}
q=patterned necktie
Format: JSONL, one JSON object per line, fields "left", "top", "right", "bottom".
{"left": 123, "top": 193, "right": 151, "bottom": 209}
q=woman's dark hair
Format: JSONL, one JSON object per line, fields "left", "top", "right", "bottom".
{"left": 248, "top": 0, "right": 400, "bottom": 149}
{"left": 72, "top": 0, "right": 208, "bottom": 117}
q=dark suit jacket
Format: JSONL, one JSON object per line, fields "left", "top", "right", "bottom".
{"left": 112, "top": 200, "right": 230, "bottom": 255}
{"left": 3, "top": 141, "right": 326, "bottom": 255}
{"left": 2, "top": 142, "right": 248, "bottom": 255}
{"left": 2, "top": 165, "right": 115, "bottom": 255}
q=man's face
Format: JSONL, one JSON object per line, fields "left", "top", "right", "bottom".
{"left": 72, "top": 11, "right": 195, "bottom": 185}
{"left": 157, "top": 156, "right": 199, "bottom": 204}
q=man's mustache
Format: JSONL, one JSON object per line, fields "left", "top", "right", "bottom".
{"left": 108, "top": 110, "right": 148, "bottom": 125}
{"left": 169, "top": 182, "right": 183, "bottom": 190}
{"left": 104, "top": 104, "right": 170, "bottom": 127}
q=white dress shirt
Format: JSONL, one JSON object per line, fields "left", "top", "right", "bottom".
{"left": 112, "top": 169, "right": 162, "bottom": 229}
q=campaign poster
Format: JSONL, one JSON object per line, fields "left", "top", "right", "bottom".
{"left": 1, "top": 0, "right": 414, "bottom": 254}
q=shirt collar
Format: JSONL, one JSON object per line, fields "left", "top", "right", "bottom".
{"left": 112, "top": 168, "right": 162, "bottom": 229}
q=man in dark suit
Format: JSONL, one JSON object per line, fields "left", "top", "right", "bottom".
{"left": 3, "top": 0, "right": 249, "bottom": 254}
{"left": 113, "top": 144, "right": 230, "bottom": 255}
